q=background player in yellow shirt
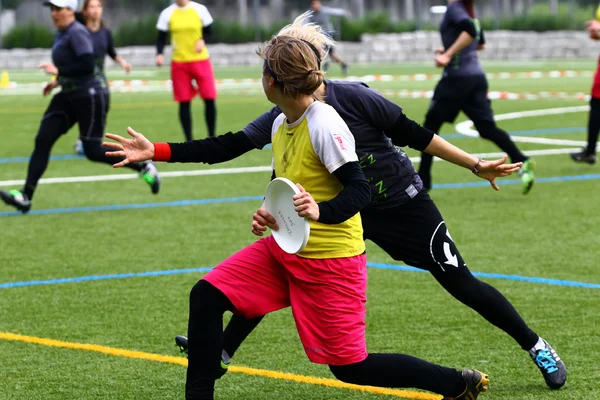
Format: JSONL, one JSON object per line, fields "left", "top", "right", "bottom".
{"left": 156, "top": 0, "right": 216, "bottom": 141}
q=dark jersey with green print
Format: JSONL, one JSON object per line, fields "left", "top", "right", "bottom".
{"left": 243, "top": 80, "right": 424, "bottom": 210}
{"left": 90, "top": 26, "right": 117, "bottom": 87}
{"left": 440, "top": 1, "right": 484, "bottom": 77}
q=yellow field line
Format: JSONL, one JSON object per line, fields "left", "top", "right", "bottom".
{"left": 0, "top": 332, "right": 441, "bottom": 400}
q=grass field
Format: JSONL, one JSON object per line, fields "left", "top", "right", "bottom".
{"left": 1, "top": 60, "right": 599, "bottom": 400}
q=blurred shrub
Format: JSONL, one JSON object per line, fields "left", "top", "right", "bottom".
{"left": 2, "top": 23, "right": 54, "bottom": 49}
{"left": 113, "top": 15, "right": 159, "bottom": 46}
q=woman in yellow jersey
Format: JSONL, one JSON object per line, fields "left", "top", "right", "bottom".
{"left": 156, "top": 0, "right": 216, "bottom": 141}
{"left": 181, "top": 35, "right": 489, "bottom": 400}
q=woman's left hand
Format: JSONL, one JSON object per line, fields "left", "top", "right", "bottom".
{"left": 435, "top": 53, "right": 451, "bottom": 68}
{"left": 39, "top": 62, "right": 58, "bottom": 76}
{"left": 120, "top": 60, "right": 132, "bottom": 73}
{"left": 42, "top": 80, "right": 59, "bottom": 97}
{"left": 474, "top": 155, "right": 522, "bottom": 191}
{"left": 293, "top": 183, "right": 319, "bottom": 221}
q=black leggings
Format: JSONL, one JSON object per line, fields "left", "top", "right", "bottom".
{"left": 187, "top": 280, "right": 466, "bottom": 400}
{"left": 24, "top": 88, "right": 143, "bottom": 199}
{"left": 587, "top": 97, "right": 600, "bottom": 155}
{"left": 221, "top": 192, "right": 538, "bottom": 366}
{"left": 419, "top": 115, "right": 527, "bottom": 190}
{"left": 179, "top": 100, "right": 216, "bottom": 142}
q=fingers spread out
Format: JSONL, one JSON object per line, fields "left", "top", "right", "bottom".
{"left": 102, "top": 141, "right": 123, "bottom": 150}
{"left": 491, "top": 155, "right": 508, "bottom": 167}
{"left": 105, "top": 133, "right": 125, "bottom": 143}
{"left": 127, "top": 127, "right": 139, "bottom": 138}
{"left": 112, "top": 158, "right": 130, "bottom": 168}
{"left": 105, "top": 150, "right": 126, "bottom": 158}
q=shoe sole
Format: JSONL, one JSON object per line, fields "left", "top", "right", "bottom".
{"left": 522, "top": 179, "right": 534, "bottom": 195}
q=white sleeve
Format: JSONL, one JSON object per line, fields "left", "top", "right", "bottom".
{"left": 310, "top": 117, "right": 358, "bottom": 174}
{"left": 156, "top": 8, "right": 171, "bottom": 31}
{"left": 193, "top": 3, "right": 214, "bottom": 27}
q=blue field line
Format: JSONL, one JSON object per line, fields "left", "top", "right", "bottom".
{"left": 0, "top": 267, "right": 214, "bottom": 289}
{"left": 2, "top": 174, "right": 600, "bottom": 218}
{"left": 433, "top": 173, "right": 600, "bottom": 189}
{"left": 0, "top": 196, "right": 264, "bottom": 217}
{"left": 0, "top": 127, "right": 587, "bottom": 163}
{"left": 366, "top": 262, "right": 600, "bottom": 289}
{"left": 1, "top": 262, "right": 598, "bottom": 290}
{"left": 0, "top": 154, "right": 85, "bottom": 164}
{"left": 441, "top": 126, "right": 586, "bottom": 140}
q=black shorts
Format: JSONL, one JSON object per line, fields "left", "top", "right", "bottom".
{"left": 43, "top": 86, "right": 108, "bottom": 142}
{"left": 362, "top": 191, "right": 466, "bottom": 273}
{"left": 426, "top": 74, "right": 494, "bottom": 124}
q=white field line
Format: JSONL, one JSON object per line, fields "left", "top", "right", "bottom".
{"left": 0, "top": 166, "right": 271, "bottom": 187}
{"left": 455, "top": 106, "right": 591, "bottom": 146}
{"left": 0, "top": 148, "right": 582, "bottom": 187}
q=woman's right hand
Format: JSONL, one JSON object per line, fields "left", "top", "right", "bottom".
{"left": 42, "top": 80, "right": 59, "bottom": 97}
{"left": 251, "top": 208, "right": 279, "bottom": 236}
{"left": 156, "top": 54, "right": 164, "bottom": 67}
{"left": 103, "top": 127, "right": 155, "bottom": 168}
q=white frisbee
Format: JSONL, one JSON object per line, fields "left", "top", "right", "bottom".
{"left": 264, "top": 177, "right": 310, "bottom": 254}
{"left": 430, "top": 5, "right": 447, "bottom": 14}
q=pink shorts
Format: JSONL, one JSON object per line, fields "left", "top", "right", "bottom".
{"left": 203, "top": 235, "right": 368, "bottom": 366}
{"left": 171, "top": 60, "right": 217, "bottom": 102}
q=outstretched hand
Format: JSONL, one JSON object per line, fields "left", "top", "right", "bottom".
{"left": 474, "top": 155, "right": 522, "bottom": 191}
{"left": 103, "top": 127, "right": 154, "bottom": 168}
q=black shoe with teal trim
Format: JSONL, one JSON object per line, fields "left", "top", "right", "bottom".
{"left": 175, "top": 335, "right": 230, "bottom": 379}
{"left": 0, "top": 189, "right": 31, "bottom": 213}
{"left": 529, "top": 338, "right": 567, "bottom": 389}
{"left": 444, "top": 369, "right": 489, "bottom": 400}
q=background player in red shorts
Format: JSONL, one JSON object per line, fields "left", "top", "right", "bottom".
{"left": 571, "top": 17, "right": 600, "bottom": 164}
{"left": 156, "top": 0, "right": 216, "bottom": 141}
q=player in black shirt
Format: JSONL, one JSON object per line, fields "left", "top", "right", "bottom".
{"left": 0, "top": 0, "right": 159, "bottom": 214}
{"left": 419, "top": 0, "right": 535, "bottom": 195}
{"left": 73, "top": 0, "right": 132, "bottom": 155}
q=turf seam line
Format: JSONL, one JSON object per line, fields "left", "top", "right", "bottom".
{"left": 0, "top": 332, "right": 440, "bottom": 400}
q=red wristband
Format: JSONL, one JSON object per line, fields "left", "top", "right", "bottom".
{"left": 153, "top": 142, "right": 171, "bottom": 162}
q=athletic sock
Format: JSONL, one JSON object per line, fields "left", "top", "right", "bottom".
{"left": 587, "top": 97, "right": 600, "bottom": 155}
{"left": 204, "top": 99, "right": 216, "bottom": 138}
{"left": 179, "top": 101, "right": 193, "bottom": 142}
